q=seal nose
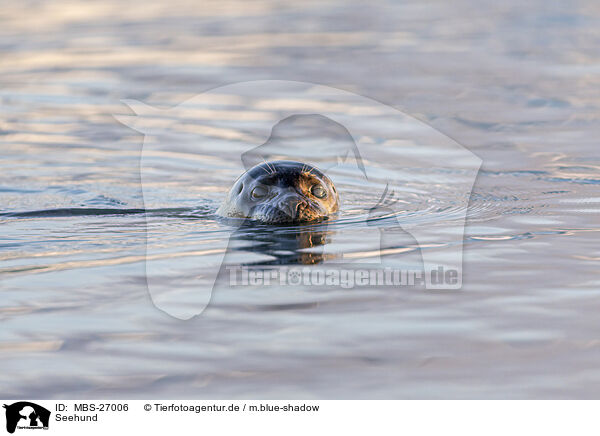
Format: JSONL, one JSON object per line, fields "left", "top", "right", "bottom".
{"left": 279, "top": 195, "right": 306, "bottom": 220}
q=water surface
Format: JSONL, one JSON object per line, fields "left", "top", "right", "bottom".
{"left": 1, "top": 0, "right": 599, "bottom": 398}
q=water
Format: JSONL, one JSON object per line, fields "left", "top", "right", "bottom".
{"left": 1, "top": 0, "right": 599, "bottom": 398}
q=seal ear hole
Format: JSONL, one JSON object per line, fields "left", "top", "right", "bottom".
{"left": 332, "top": 185, "right": 336, "bottom": 193}
{"left": 237, "top": 183, "right": 243, "bottom": 194}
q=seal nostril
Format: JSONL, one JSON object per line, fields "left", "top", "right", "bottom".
{"left": 290, "top": 203, "right": 302, "bottom": 220}
{"left": 280, "top": 197, "right": 304, "bottom": 220}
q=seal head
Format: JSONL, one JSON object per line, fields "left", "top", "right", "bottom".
{"left": 218, "top": 161, "right": 339, "bottom": 224}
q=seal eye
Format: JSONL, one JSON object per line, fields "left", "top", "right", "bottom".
{"left": 251, "top": 186, "right": 268, "bottom": 199}
{"left": 311, "top": 184, "right": 327, "bottom": 199}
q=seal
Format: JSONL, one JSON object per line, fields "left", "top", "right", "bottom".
{"left": 217, "top": 160, "right": 339, "bottom": 224}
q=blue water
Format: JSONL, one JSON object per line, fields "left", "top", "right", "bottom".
{"left": 1, "top": 0, "right": 599, "bottom": 398}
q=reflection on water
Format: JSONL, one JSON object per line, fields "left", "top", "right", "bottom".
{"left": 1, "top": 0, "right": 600, "bottom": 399}
{"left": 230, "top": 222, "right": 333, "bottom": 266}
